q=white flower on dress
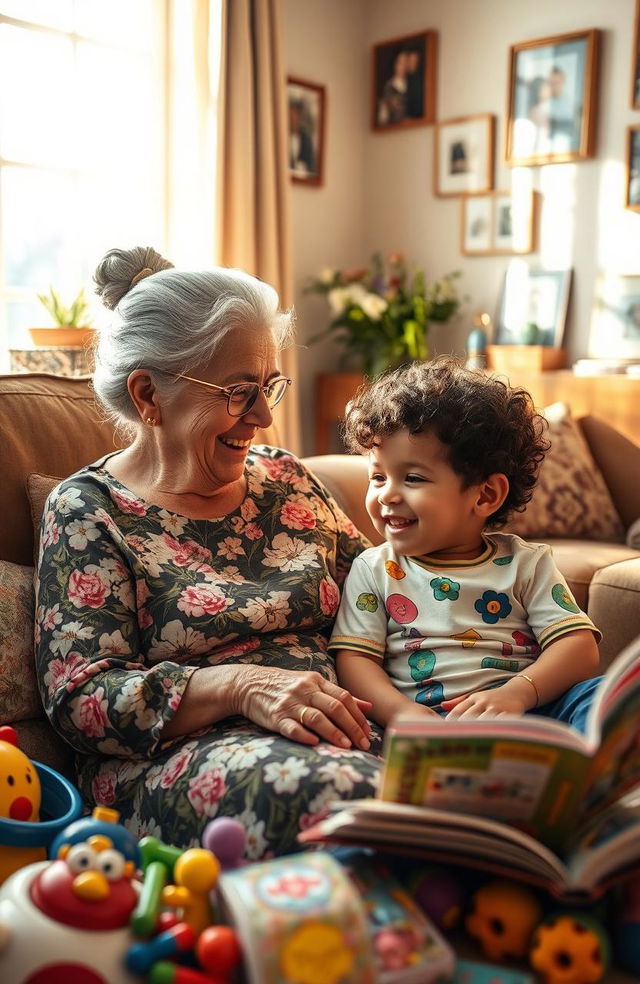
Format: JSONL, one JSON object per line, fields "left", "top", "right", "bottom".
{"left": 148, "top": 620, "right": 211, "bottom": 663}
{"left": 124, "top": 811, "right": 163, "bottom": 841}
{"left": 65, "top": 518, "right": 101, "bottom": 551}
{"left": 316, "top": 761, "right": 364, "bottom": 793}
{"left": 223, "top": 738, "right": 274, "bottom": 771}
{"left": 157, "top": 510, "right": 189, "bottom": 536}
{"left": 51, "top": 620, "right": 95, "bottom": 657}
{"left": 98, "top": 630, "right": 132, "bottom": 657}
{"left": 238, "top": 591, "right": 291, "bottom": 631}
{"left": 261, "top": 532, "right": 320, "bottom": 572}
{"left": 56, "top": 487, "right": 85, "bottom": 516}
{"left": 236, "top": 807, "right": 268, "bottom": 859}
{"left": 263, "top": 756, "right": 310, "bottom": 794}
{"left": 69, "top": 686, "right": 110, "bottom": 738}
{"left": 114, "top": 676, "right": 159, "bottom": 730}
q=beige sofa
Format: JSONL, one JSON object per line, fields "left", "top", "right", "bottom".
{"left": 1, "top": 372, "right": 640, "bottom": 775}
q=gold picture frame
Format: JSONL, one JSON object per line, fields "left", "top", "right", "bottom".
{"left": 626, "top": 125, "right": 640, "bottom": 211}
{"left": 287, "top": 76, "right": 326, "bottom": 186}
{"left": 461, "top": 188, "right": 538, "bottom": 256}
{"left": 505, "top": 29, "right": 600, "bottom": 166}
{"left": 371, "top": 30, "right": 437, "bottom": 131}
{"left": 433, "top": 114, "right": 495, "bottom": 197}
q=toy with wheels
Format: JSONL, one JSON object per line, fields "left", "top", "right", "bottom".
{"left": 0, "top": 805, "right": 141, "bottom": 983}
{"left": 0, "top": 725, "right": 82, "bottom": 884}
{"left": 529, "top": 912, "right": 610, "bottom": 984}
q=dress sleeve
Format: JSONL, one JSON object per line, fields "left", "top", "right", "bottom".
{"left": 517, "top": 543, "right": 602, "bottom": 650}
{"left": 327, "top": 554, "right": 388, "bottom": 660}
{"left": 34, "top": 479, "right": 196, "bottom": 759}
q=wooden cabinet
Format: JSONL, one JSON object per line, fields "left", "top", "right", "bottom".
{"left": 314, "top": 370, "right": 640, "bottom": 454}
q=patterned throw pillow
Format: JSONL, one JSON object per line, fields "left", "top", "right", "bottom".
{"left": 0, "top": 560, "right": 41, "bottom": 722}
{"left": 504, "top": 404, "right": 625, "bottom": 542}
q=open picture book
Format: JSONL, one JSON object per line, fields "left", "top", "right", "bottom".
{"left": 300, "top": 636, "right": 640, "bottom": 901}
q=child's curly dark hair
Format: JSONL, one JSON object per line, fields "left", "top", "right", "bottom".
{"left": 343, "top": 356, "right": 550, "bottom": 528}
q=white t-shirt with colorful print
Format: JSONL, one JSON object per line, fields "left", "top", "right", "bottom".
{"left": 328, "top": 532, "right": 600, "bottom": 708}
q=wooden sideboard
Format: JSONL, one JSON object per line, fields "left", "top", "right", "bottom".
{"left": 314, "top": 370, "right": 640, "bottom": 454}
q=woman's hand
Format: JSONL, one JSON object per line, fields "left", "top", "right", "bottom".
{"left": 234, "top": 666, "right": 372, "bottom": 750}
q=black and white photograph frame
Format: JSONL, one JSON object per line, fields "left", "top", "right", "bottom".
{"left": 589, "top": 274, "right": 640, "bottom": 359}
{"left": 287, "top": 76, "right": 326, "bottom": 186}
{"left": 434, "top": 114, "right": 494, "bottom": 198}
{"left": 461, "top": 189, "right": 537, "bottom": 256}
{"left": 496, "top": 267, "right": 572, "bottom": 346}
{"left": 505, "top": 29, "right": 600, "bottom": 166}
{"left": 371, "top": 30, "right": 437, "bottom": 131}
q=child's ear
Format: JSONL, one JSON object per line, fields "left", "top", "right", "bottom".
{"left": 475, "top": 473, "right": 509, "bottom": 517}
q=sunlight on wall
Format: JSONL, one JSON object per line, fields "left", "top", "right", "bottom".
{"left": 597, "top": 158, "right": 640, "bottom": 272}
{"left": 537, "top": 164, "right": 578, "bottom": 269}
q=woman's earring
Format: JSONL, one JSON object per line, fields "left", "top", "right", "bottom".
{"left": 145, "top": 417, "right": 156, "bottom": 426}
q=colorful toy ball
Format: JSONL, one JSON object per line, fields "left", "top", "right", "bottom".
{"left": 410, "top": 866, "right": 465, "bottom": 929}
{"left": 530, "top": 912, "right": 610, "bottom": 984}
{"left": 196, "top": 924, "right": 243, "bottom": 976}
{"left": 466, "top": 879, "right": 543, "bottom": 961}
{"left": 202, "top": 817, "right": 246, "bottom": 870}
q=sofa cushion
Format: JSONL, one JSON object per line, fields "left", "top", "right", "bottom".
{"left": 27, "top": 473, "right": 62, "bottom": 564}
{"left": 539, "top": 539, "right": 640, "bottom": 612}
{"left": 0, "top": 560, "right": 41, "bottom": 722}
{"left": 505, "top": 406, "right": 625, "bottom": 543}
{"left": 0, "top": 374, "right": 121, "bottom": 566}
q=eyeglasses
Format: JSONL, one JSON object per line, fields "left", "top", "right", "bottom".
{"left": 174, "top": 373, "right": 291, "bottom": 417}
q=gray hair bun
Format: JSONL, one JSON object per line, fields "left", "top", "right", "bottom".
{"left": 93, "top": 246, "right": 175, "bottom": 310}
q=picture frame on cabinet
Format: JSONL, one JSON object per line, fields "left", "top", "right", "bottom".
{"left": 505, "top": 29, "right": 600, "bottom": 166}
{"left": 372, "top": 30, "right": 437, "bottom": 131}
{"left": 632, "top": 0, "right": 640, "bottom": 109}
{"left": 589, "top": 274, "right": 640, "bottom": 359}
{"left": 496, "top": 267, "right": 572, "bottom": 347}
{"left": 626, "top": 126, "right": 640, "bottom": 210}
{"left": 461, "top": 189, "right": 537, "bottom": 256}
{"left": 434, "top": 114, "right": 495, "bottom": 197}
{"left": 287, "top": 77, "right": 326, "bottom": 186}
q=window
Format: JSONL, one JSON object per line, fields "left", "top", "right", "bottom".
{"left": 0, "top": 0, "right": 168, "bottom": 365}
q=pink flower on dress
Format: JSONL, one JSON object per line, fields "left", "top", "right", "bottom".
{"left": 262, "top": 456, "right": 300, "bottom": 483}
{"left": 72, "top": 687, "right": 110, "bottom": 738}
{"left": 281, "top": 499, "right": 316, "bottom": 531}
{"left": 244, "top": 523, "right": 263, "bottom": 540}
{"left": 138, "top": 608, "right": 153, "bottom": 629}
{"left": 318, "top": 577, "right": 340, "bottom": 617}
{"left": 159, "top": 745, "right": 195, "bottom": 788}
{"left": 187, "top": 767, "right": 227, "bottom": 817}
{"left": 91, "top": 771, "right": 117, "bottom": 807}
{"left": 171, "top": 539, "right": 213, "bottom": 568}
{"left": 44, "top": 651, "right": 89, "bottom": 697}
{"left": 177, "top": 584, "right": 233, "bottom": 617}
{"left": 240, "top": 499, "right": 260, "bottom": 522}
{"left": 110, "top": 488, "right": 147, "bottom": 516}
{"left": 68, "top": 569, "right": 109, "bottom": 609}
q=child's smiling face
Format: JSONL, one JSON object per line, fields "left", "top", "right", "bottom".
{"left": 365, "top": 428, "right": 491, "bottom": 561}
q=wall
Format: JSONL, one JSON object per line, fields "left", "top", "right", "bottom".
{"left": 286, "top": 0, "right": 640, "bottom": 454}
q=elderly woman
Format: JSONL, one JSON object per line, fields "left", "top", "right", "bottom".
{"left": 34, "top": 246, "right": 381, "bottom": 855}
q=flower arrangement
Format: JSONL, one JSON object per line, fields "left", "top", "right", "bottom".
{"left": 305, "top": 252, "right": 463, "bottom": 376}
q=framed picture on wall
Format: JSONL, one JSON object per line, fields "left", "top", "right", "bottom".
{"left": 496, "top": 267, "right": 572, "bottom": 346}
{"left": 287, "top": 77, "right": 326, "bottom": 186}
{"left": 371, "top": 30, "right": 437, "bottom": 131}
{"left": 632, "top": 0, "right": 640, "bottom": 109}
{"left": 589, "top": 274, "right": 640, "bottom": 359}
{"left": 461, "top": 188, "right": 537, "bottom": 256}
{"left": 505, "top": 29, "right": 600, "bottom": 166}
{"left": 434, "top": 114, "right": 495, "bottom": 197}
{"left": 626, "top": 126, "right": 640, "bottom": 211}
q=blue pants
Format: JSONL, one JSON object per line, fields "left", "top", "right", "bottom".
{"left": 527, "top": 676, "right": 602, "bottom": 733}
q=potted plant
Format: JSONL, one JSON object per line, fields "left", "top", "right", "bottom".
{"left": 29, "top": 287, "right": 94, "bottom": 348}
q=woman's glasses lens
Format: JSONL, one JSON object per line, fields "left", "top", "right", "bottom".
{"left": 227, "top": 378, "right": 290, "bottom": 416}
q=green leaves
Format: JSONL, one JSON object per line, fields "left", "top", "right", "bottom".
{"left": 37, "top": 286, "right": 92, "bottom": 327}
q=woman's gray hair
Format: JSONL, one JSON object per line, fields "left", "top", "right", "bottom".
{"left": 92, "top": 246, "right": 294, "bottom": 427}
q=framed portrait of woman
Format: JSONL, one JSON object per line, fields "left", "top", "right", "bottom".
{"left": 434, "top": 115, "right": 494, "bottom": 197}
{"left": 371, "top": 30, "right": 437, "bottom": 131}
{"left": 505, "top": 30, "right": 600, "bottom": 166}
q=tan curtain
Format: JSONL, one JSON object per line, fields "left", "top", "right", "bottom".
{"left": 215, "top": 0, "right": 300, "bottom": 453}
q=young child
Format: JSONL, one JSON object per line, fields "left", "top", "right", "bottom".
{"left": 329, "top": 357, "right": 602, "bottom": 733}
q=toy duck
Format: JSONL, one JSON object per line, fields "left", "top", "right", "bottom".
{"left": 0, "top": 725, "right": 46, "bottom": 884}
{"left": 0, "top": 806, "right": 141, "bottom": 983}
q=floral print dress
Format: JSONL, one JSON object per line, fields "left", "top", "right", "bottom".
{"left": 34, "top": 447, "right": 382, "bottom": 857}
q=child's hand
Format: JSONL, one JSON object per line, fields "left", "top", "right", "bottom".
{"left": 441, "top": 688, "right": 527, "bottom": 719}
